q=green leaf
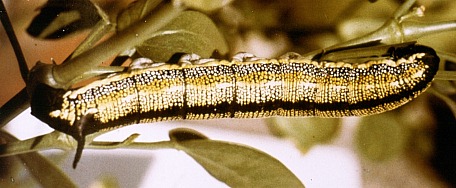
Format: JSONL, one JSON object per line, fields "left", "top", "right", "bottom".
{"left": 267, "top": 117, "right": 340, "bottom": 153}
{"left": 0, "top": 131, "right": 76, "bottom": 188}
{"left": 355, "top": 113, "right": 408, "bottom": 161}
{"left": 136, "top": 11, "right": 229, "bottom": 62}
{"left": 169, "top": 128, "right": 209, "bottom": 141}
{"left": 177, "top": 0, "right": 234, "bottom": 12}
{"left": 174, "top": 140, "right": 305, "bottom": 187}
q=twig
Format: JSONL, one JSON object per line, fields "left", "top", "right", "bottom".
{"left": 434, "top": 71, "right": 456, "bottom": 81}
{"left": 0, "top": 0, "right": 28, "bottom": 82}
{"left": 302, "top": 0, "right": 456, "bottom": 59}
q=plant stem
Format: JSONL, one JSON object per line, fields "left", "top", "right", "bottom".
{"left": 52, "top": 2, "right": 185, "bottom": 89}
{"left": 434, "top": 71, "right": 456, "bottom": 81}
{"left": 402, "top": 20, "right": 456, "bottom": 41}
{"left": 393, "top": 0, "right": 416, "bottom": 19}
{"left": 302, "top": 1, "right": 456, "bottom": 59}
{"left": 0, "top": 0, "right": 28, "bottom": 82}
{"left": 0, "top": 131, "right": 74, "bottom": 157}
{"left": 89, "top": 140, "right": 177, "bottom": 150}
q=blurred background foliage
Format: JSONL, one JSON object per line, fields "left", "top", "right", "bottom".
{"left": 1, "top": 0, "right": 455, "bottom": 187}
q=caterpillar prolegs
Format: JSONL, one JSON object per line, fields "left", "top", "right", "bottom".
{"left": 30, "top": 43, "right": 439, "bottom": 168}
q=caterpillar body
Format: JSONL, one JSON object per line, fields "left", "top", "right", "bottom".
{"left": 30, "top": 43, "right": 439, "bottom": 168}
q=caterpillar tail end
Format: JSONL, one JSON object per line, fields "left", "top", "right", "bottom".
{"left": 72, "top": 136, "right": 85, "bottom": 169}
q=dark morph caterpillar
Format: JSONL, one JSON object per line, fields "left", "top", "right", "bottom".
{"left": 30, "top": 43, "right": 439, "bottom": 168}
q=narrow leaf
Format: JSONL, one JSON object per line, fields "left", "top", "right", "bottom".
{"left": 175, "top": 140, "right": 304, "bottom": 187}
{"left": 116, "top": 0, "right": 162, "bottom": 31}
{"left": 27, "top": 0, "right": 101, "bottom": 39}
{"left": 136, "top": 11, "right": 229, "bottom": 62}
{"left": 0, "top": 131, "right": 76, "bottom": 188}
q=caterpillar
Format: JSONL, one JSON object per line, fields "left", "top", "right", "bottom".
{"left": 30, "top": 43, "right": 439, "bottom": 168}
